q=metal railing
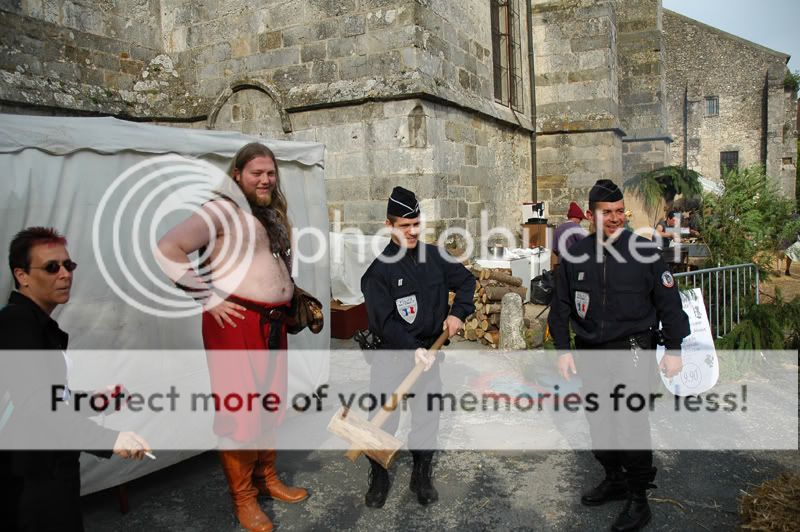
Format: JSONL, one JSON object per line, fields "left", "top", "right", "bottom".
{"left": 673, "top": 263, "right": 759, "bottom": 338}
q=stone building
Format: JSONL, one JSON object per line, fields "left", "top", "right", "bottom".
{"left": 532, "top": 0, "right": 797, "bottom": 220}
{"left": 663, "top": 10, "right": 797, "bottom": 194}
{"left": 0, "top": 0, "right": 535, "bottom": 241}
{"left": 0, "top": 0, "right": 796, "bottom": 237}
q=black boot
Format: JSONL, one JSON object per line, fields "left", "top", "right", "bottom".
{"left": 581, "top": 469, "right": 628, "bottom": 506}
{"left": 365, "top": 458, "right": 390, "bottom": 509}
{"left": 409, "top": 451, "right": 439, "bottom": 505}
{"left": 611, "top": 490, "right": 651, "bottom": 531}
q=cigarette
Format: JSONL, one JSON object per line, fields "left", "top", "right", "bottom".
{"left": 145, "top": 452, "right": 157, "bottom": 460}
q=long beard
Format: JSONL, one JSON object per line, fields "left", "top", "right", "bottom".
{"left": 250, "top": 202, "right": 292, "bottom": 273}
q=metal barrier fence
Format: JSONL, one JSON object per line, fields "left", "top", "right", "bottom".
{"left": 673, "top": 263, "right": 760, "bottom": 338}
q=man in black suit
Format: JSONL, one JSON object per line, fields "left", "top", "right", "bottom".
{"left": 0, "top": 226, "right": 150, "bottom": 532}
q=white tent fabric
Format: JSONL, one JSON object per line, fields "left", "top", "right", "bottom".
{"left": 0, "top": 114, "right": 330, "bottom": 493}
{"left": 0, "top": 115, "right": 324, "bottom": 165}
{"left": 329, "top": 232, "right": 390, "bottom": 305}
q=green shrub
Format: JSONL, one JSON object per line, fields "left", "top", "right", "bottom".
{"left": 715, "top": 291, "right": 800, "bottom": 379}
{"left": 701, "top": 165, "right": 800, "bottom": 278}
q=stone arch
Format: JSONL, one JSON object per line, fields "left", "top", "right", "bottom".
{"left": 207, "top": 79, "right": 292, "bottom": 136}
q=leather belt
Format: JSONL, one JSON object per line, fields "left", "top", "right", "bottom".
{"left": 227, "top": 295, "right": 290, "bottom": 350}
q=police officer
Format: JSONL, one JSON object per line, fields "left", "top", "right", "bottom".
{"left": 548, "top": 180, "right": 689, "bottom": 531}
{"left": 360, "top": 186, "right": 475, "bottom": 508}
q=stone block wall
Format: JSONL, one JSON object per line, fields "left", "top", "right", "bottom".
{"left": 1, "top": 0, "right": 535, "bottom": 239}
{"left": 412, "top": 0, "right": 533, "bottom": 126}
{"left": 532, "top": 0, "right": 620, "bottom": 132}
{"left": 664, "top": 9, "right": 796, "bottom": 198}
{"left": 161, "top": 0, "right": 423, "bottom": 110}
{"left": 0, "top": 0, "right": 204, "bottom": 116}
{"left": 532, "top": 0, "right": 624, "bottom": 217}
{"left": 766, "top": 71, "right": 798, "bottom": 194}
{"left": 286, "top": 98, "right": 529, "bottom": 240}
{"left": 615, "top": 0, "right": 670, "bottom": 178}
{"left": 536, "top": 130, "right": 622, "bottom": 218}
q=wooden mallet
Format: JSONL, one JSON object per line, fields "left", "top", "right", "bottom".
{"left": 327, "top": 329, "right": 450, "bottom": 469}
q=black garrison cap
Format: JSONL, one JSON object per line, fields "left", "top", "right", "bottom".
{"left": 589, "top": 179, "right": 623, "bottom": 203}
{"left": 387, "top": 186, "right": 421, "bottom": 218}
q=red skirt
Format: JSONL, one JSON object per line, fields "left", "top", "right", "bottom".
{"left": 202, "top": 296, "right": 290, "bottom": 443}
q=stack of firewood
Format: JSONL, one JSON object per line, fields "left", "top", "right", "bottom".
{"left": 461, "top": 266, "right": 528, "bottom": 348}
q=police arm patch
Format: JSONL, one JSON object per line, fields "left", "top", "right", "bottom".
{"left": 575, "top": 291, "right": 589, "bottom": 319}
{"left": 661, "top": 271, "right": 675, "bottom": 288}
{"left": 395, "top": 295, "right": 418, "bottom": 324}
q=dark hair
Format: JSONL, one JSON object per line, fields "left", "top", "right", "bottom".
{"left": 588, "top": 200, "right": 597, "bottom": 212}
{"left": 8, "top": 227, "right": 67, "bottom": 289}
{"left": 667, "top": 210, "right": 680, "bottom": 220}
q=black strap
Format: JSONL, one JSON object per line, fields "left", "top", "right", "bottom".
{"left": 227, "top": 295, "right": 290, "bottom": 350}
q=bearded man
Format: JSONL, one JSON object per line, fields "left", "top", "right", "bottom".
{"left": 158, "top": 143, "right": 307, "bottom": 532}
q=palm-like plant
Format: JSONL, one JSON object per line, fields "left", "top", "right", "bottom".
{"left": 623, "top": 166, "right": 702, "bottom": 222}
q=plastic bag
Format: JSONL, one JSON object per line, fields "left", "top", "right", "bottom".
{"left": 530, "top": 270, "right": 554, "bottom": 306}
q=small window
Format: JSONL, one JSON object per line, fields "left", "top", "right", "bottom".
{"left": 705, "top": 96, "right": 719, "bottom": 117}
{"left": 720, "top": 151, "right": 738, "bottom": 175}
{"left": 491, "top": 0, "right": 524, "bottom": 111}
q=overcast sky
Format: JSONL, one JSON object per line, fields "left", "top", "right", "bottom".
{"left": 663, "top": 0, "right": 799, "bottom": 73}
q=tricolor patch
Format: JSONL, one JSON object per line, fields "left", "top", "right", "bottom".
{"left": 395, "top": 295, "right": 418, "bottom": 324}
{"left": 575, "top": 291, "right": 590, "bottom": 319}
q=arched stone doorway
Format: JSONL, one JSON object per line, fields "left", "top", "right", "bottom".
{"left": 207, "top": 80, "right": 292, "bottom": 138}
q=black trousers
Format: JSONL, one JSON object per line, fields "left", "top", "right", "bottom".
{"left": 368, "top": 352, "right": 441, "bottom": 451}
{"left": 575, "top": 334, "right": 658, "bottom": 490}
{"left": 4, "top": 451, "right": 85, "bottom": 531}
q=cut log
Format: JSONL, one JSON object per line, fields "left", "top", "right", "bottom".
{"left": 475, "top": 328, "right": 485, "bottom": 339}
{"left": 484, "top": 270, "right": 523, "bottom": 286}
{"left": 484, "top": 330, "right": 500, "bottom": 345}
{"left": 488, "top": 314, "right": 499, "bottom": 326}
{"left": 484, "top": 286, "right": 527, "bottom": 301}
{"left": 483, "top": 303, "right": 502, "bottom": 314}
{"left": 479, "top": 319, "right": 489, "bottom": 330}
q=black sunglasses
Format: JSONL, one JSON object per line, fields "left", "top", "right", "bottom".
{"left": 30, "top": 260, "right": 78, "bottom": 274}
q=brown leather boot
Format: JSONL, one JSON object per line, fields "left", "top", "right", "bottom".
{"left": 219, "top": 451, "right": 273, "bottom": 532}
{"left": 253, "top": 449, "right": 309, "bottom": 503}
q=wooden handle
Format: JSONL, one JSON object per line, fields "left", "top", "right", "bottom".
{"left": 369, "top": 329, "right": 450, "bottom": 427}
{"left": 342, "top": 329, "right": 450, "bottom": 463}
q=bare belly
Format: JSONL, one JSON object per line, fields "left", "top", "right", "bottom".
{"left": 210, "top": 248, "right": 294, "bottom": 304}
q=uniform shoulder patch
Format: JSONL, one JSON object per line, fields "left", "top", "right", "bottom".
{"left": 661, "top": 271, "right": 675, "bottom": 288}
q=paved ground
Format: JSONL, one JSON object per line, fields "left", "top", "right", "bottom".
{"left": 82, "top": 336, "right": 799, "bottom": 531}
{"left": 82, "top": 448, "right": 799, "bottom": 531}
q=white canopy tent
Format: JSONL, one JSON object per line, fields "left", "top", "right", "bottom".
{"left": 0, "top": 114, "right": 330, "bottom": 493}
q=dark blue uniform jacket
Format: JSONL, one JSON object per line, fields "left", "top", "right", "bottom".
{"left": 361, "top": 242, "right": 476, "bottom": 349}
{"left": 548, "top": 230, "right": 690, "bottom": 351}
